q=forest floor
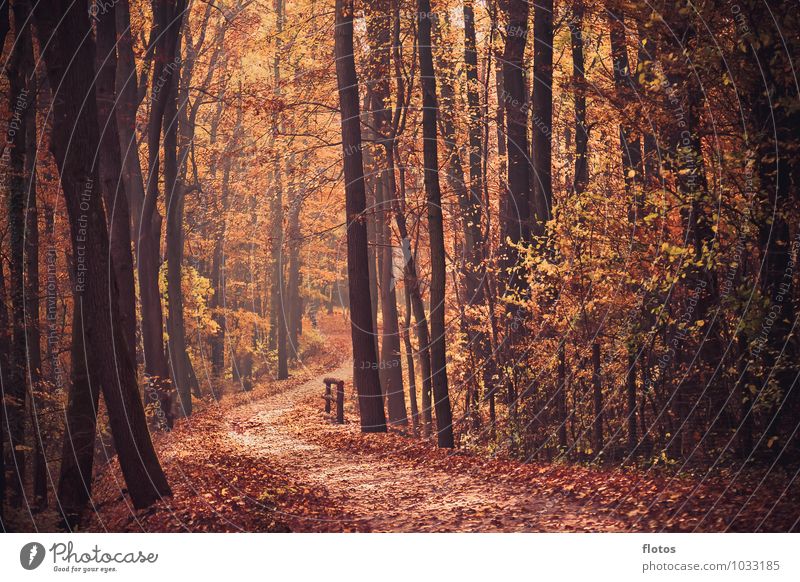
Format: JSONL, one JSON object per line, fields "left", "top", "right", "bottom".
{"left": 84, "top": 313, "right": 799, "bottom": 533}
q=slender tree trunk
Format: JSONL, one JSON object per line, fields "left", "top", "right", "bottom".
{"left": 33, "top": 0, "right": 171, "bottom": 511}
{"left": 24, "top": 63, "right": 46, "bottom": 510}
{"left": 140, "top": 0, "right": 187, "bottom": 427}
{"left": 0, "top": 2, "right": 8, "bottom": 521}
{"left": 271, "top": 0, "right": 288, "bottom": 380}
{"left": 500, "top": 0, "right": 531, "bottom": 284}
{"left": 569, "top": 1, "right": 589, "bottom": 196}
{"left": 557, "top": 344, "right": 567, "bottom": 449}
{"left": 0, "top": 259, "right": 8, "bottom": 521}
{"left": 115, "top": 0, "right": 146, "bottom": 237}
{"left": 164, "top": 46, "right": 193, "bottom": 416}
{"left": 608, "top": 2, "right": 643, "bottom": 212}
{"left": 626, "top": 350, "right": 638, "bottom": 453}
{"left": 365, "top": 0, "right": 407, "bottom": 426}
{"left": 286, "top": 194, "right": 303, "bottom": 358}
{"left": 6, "top": 0, "right": 36, "bottom": 504}
{"left": 531, "top": 0, "right": 554, "bottom": 237}
{"left": 96, "top": 3, "right": 137, "bottom": 363}
{"left": 403, "top": 286, "right": 420, "bottom": 435}
{"left": 417, "top": 0, "right": 454, "bottom": 448}
{"left": 592, "top": 343, "right": 603, "bottom": 457}
{"left": 334, "top": 0, "right": 387, "bottom": 433}
{"left": 208, "top": 97, "right": 230, "bottom": 378}
{"left": 56, "top": 306, "right": 100, "bottom": 529}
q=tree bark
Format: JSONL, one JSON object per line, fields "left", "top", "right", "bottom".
{"left": 271, "top": 0, "right": 288, "bottom": 380}
{"left": 334, "top": 0, "right": 387, "bottom": 433}
{"left": 57, "top": 305, "right": 100, "bottom": 528}
{"left": 24, "top": 58, "right": 46, "bottom": 511}
{"left": 417, "top": 0, "right": 454, "bottom": 448}
{"left": 33, "top": 0, "right": 171, "bottom": 511}
{"left": 96, "top": 0, "right": 138, "bottom": 380}
{"left": 5, "top": 0, "right": 36, "bottom": 504}
{"left": 164, "top": 53, "right": 193, "bottom": 415}
{"left": 569, "top": 1, "right": 589, "bottom": 196}
{"left": 500, "top": 0, "right": 530, "bottom": 294}
{"left": 0, "top": 1, "right": 9, "bottom": 519}
{"left": 531, "top": 0, "right": 554, "bottom": 237}
{"left": 140, "top": 0, "right": 187, "bottom": 426}
{"left": 365, "top": 0, "right": 407, "bottom": 426}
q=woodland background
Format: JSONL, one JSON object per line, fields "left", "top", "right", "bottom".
{"left": 0, "top": 0, "right": 798, "bottom": 531}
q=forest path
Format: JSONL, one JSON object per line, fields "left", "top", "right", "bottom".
{"left": 221, "top": 359, "right": 627, "bottom": 532}
{"left": 86, "top": 316, "right": 796, "bottom": 532}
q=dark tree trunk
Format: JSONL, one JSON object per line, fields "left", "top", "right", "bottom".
{"left": 531, "top": 0, "right": 553, "bottom": 237}
{"left": 271, "top": 0, "right": 288, "bottom": 380}
{"left": 417, "top": 0, "right": 454, "bottom": 448}
{"left": 164, "top": 31, "right": 194, "bottom": 416}
{"left": 208, "top": 98, "right": 231, "bottom": 378}
{"left": 0, "top": 259, "right": 8, "bottom": 521}
{"left": 0, "top": 1, "right": 9, "bottom": 520}
{"left": 626, "top": 350, "right": 638, "bottom": 453}
{"left": 500, "top": 0, "right": 531, "bottom": 283}
{"left": 24, "top": 61, "right": 46, "bottom": 511}
{"left": 286, "top": 193, "right": 303, "bottom": 358}
{"left": 334, "top": 0, "right": 387, "bottom": 433}
{"left": 557, "top": 344, "right": 567, "bottom": 449}
{"left": 403, "top": 286, "right": 420, "bottom": 435}
{"left": 568, "top": 1, "right": 589, "bottom": 196}
{"left": 33, "top": 0, "right": 171, "bottom": 511}
{"left": 115, "top": 0, "right": 146, "bottom": 237}
{"left": 57, "top": 306, "right": 100, "bottom": 529}
{"left": 608, "top": 2, "right": 643, "bottom": 212}
{"left": 365, "top": 0, "right": 407, "bottom": 426}
{"left": 96, "top": 0, "right": 138, "bottom": 376}
{"left": 5, "top": 0, "right": 36, "bottom": 504}
{"left": 592, "top": 343, "right": 603, "bottom": 457}
{"left": 140, "top": 0, "right": 187, "bottom": 427}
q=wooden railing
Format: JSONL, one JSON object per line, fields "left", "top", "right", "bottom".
{"left": 322, "top": 377, "right": 344, "bottom": 424}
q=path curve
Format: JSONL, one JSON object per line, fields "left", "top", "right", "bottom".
{"left": 221, "top": 361, "right": 627, "bottom": 532}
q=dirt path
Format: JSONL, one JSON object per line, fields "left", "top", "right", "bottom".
{"left": 86, "top": 317, "right": 797, "bottom": 532}
{"left": 221, "top": 361, "right": 626, "bottom": 532}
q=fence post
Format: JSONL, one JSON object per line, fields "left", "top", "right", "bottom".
{"left": 324, "top": 381, "right": 331, "bottom": 414}
{"left": 336, "top": 380, "right": 344, "bottom": 424}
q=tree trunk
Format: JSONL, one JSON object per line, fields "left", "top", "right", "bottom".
{"left": 0, "top": 1, "right": 9, "bottom": 519}
{"left": 365, "top": 0, "right": 407, "bottom": 426}
{"left": 592, "top": 343, "right": 603, "bottom": 457}
{"left": 569, "top": 1, "right": 589, "bottom": 196}
{"left": 500, "top": 0, "right": 531, "bottom": 285}
{"left": 286, "top": 192, "right": 303, "bottom": 358}
{"left": 417, "top": 0, "right": 454, "bottom": 448}
{"left": 96, "top": 3, "right": 137, "bottom": 364}
{"left": 6, "top": 0, "right": 36, "bottom": 504}
{"left": 531, "top": 0, "right": 554, "bottom": 237}
{"left": 164, "top": 29, "right": 194, "bottom": 416}
{"left": 140, "top": 0, "right": 187, "bottom": 427}
{"left": 608, "top": 2, "right": 643, "bottom": 213}
{"left": 403, "top": 286, "right": 420, "bottom": 435}
{"left": 57, "top": 306, "right": 100, "bottom": 529}
{"left": 333, "top": 0, "right": 387, "bottom": 433}
{"left": 24, "top": 61, "right": 46, "bottom": 511}
{"left": 271, "top": 0, "right": 288, "bottom": 380}
{"left": 33, "top": 0, "right": 171, "bottom": 511}
{"left": 557, "top": 344, "right": 567, "bottom": 449}
{"left": 115, "top": 0, "right": 146, "bottom": 238}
